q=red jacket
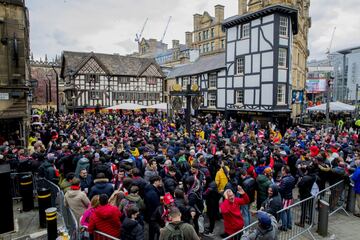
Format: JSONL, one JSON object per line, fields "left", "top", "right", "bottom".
{"left": 220, "top": 193, "right": 250, "bottom": 235}
{"left": 88, "top": 204, "right": 121, "bottom": 238}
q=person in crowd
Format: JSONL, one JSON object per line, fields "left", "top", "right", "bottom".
{"left": 151, "top": 193, "right": 176, "bottom": 240}
{"left": 88, "top": 173, "right": 114, "bottom": 200}
{"left": 119, "top": 185, "right": 145, "bottom": 218}
{"left": 121, "top": 205, "right": 144, "bottom": 240}
{"left": 60, "top": 172, "right": 75, "bottom": 193}
{"left": 144, "top": 175, "right": 163, "bottom": 240}
{"left": 220, "top": 186, "right": 250, "bottom": 238}
{"left": 203, "top": 175, "right": 221, "bottom": 237}
{"left": 159, "top": 206, "right": 200, "bottom": 240}
{"left": 38, "top": 153, "right": 59, "bottom": 184}
{"left": 174, "top": 188, "right": 194, "bottom": 224}
{"left": 352, "top": 160, "right": 360, "bottom": 218}
{"left": 256, "top": 167, "right": 272, "bottom": 210}
{"left": 88, "top": 194, "right": 122, "bottom": 238}
{"left": 215, "top": 160, "right": 230, "bottom": 194}
{"left": 242, "top": 211, "right": 278, "bottom": 240}
{"left": 80, "top": 195, "right": 100, "bottom": 227}
{"left": 144, "top": 158, "right": 159, "bottom": 182}
{"left": 64, "top": 178, "right": 90, "bottom": 223}
{"left": 239, "top": 168, "right": 256, "bottom": 227}
{"left": 186, "top": 176, "right": 203, "bottom": 234}
{"left": 261, "top": 184, "right": 282, "bottom": 220}
{"left": 163, "top": 165, "right": 179, "bottom": 195}
{"left": 79, "top": 168, "right": 93, "bottom": 194}
{"left": 278, "top": 165, "right": 296, "bottom": 231}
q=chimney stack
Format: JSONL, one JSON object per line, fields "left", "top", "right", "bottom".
{"left": 193, "top": 14, "right": 201, "bottom": 31}
{"left": 172, "top": 40, "right": 180, "bottom": 49}
{"left": 185, "top": 32, "right": 193, "bottom": 48}
{"left": 214, "top": 5, "right": 224, "bottom": 23}
{"left": 238, "top": 0, "right": 248, "bottom": 15}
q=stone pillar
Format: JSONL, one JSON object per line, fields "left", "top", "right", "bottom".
{"left": 185, "top": 32, "right": 193, "bottom": 48}
{"left": 238, "top": 0, "right": 248, "bottom": 15}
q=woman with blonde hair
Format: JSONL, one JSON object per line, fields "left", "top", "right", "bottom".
{"left": 80, "top": 195, "right": 100, "bottom": 227}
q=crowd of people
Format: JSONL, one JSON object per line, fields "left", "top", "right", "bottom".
{"left": 1, "top": 111, "right": 360, "bottom": 240}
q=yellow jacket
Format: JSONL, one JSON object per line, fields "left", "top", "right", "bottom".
{"left": 215, "top": 166, "right": 229, "bottom": 192}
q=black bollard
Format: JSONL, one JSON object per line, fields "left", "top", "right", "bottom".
{"left": 0, "top": 164, "right": 14, "bottom": 234}
{"left": 19, "top": 175, "right": 34, "bottom": 211}
{"left": 45, "top": 207, "right": 58, "bottom": 240}
{"left": 346, "top": 184, "right": 356, "bottom": 213}
{"left": 38, "top": 188, "right": 52, "bottom": 228}
{"left": 317, "top": 199, "right": 329, "bottom": 237}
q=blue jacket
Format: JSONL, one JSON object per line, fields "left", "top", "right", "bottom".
{"left": 351, "top": 167, "right": 360, "bottom": 194}
{"left": 279, "top": 174, "right": 296, "bottom": 200}
{"left": 88, "top": 178, "right": 114, "bottom": 199}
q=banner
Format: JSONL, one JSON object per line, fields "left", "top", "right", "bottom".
{"left": 306, "top": 79, "right": 327, "bottom": 93}
{"left": 292, "top": 90, "right": 304, "bottom": 104}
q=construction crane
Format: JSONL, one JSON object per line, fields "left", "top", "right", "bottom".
{"left": 160, "top": 16, "right": 172, "bottom": 43}
{"left": 135, "top": 18, "right": 149, "bottom": 43}
{"left": 325, "top": 26, "right": 336, "bottom": 54}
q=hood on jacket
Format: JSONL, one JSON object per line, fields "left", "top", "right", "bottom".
{"left": 126, "top": 193, "right": 141, "bottom": 202}
{"left": 94, "top": 178, "right": 109, "bottom": 188}
{"left": 79, "top": 157, "right": 89, "bottom": 164}
{"left": 65, "top": 189, "right": 82, "bottom": 198}
{"left": 94, "top": 205, "right": 115, "bottom": 219}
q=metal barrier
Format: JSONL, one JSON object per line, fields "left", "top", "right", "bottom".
{"left": 315, "top": 179, "right": 350, "bottom": 217}
{"left": 277, "top": 196, "right": 316, "bottom": 240}
{"left": 81, "top": 226, "right": 120, "bottom": 240}
{"left": 65, "top": 207, "right": 79, "bottom": 240}
{"left": 223, "top": 221, "right": 259, "bottom": 240}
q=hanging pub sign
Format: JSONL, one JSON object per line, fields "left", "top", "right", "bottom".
{"left": 292, "top": 90, "right": 304, "bottom": 104}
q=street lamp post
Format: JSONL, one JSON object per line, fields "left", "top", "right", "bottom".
{"left": 71, "top": 95, "right": 76, "bottom": 114}
{"left": 51, "top": 65, "right": 59, "bottom": 114}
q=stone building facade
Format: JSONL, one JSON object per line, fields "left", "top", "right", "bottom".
{"left": 186, "top": 5, "right": 226, "bottom": 57}
{"left": 0, "top": 0, "right": 31, "bottom": 145}
{"left": 240, "top": 0, "right": 311, "bottom": 118}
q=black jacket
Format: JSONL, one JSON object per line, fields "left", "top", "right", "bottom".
{"left": 79, "top": 174, "right": 93, "bottom": 192}
{"left": 121, "top": 217, "right": 144, "bottom": 240}
{"left": 88, "top": 178, "right": 114, "bottom": 199}
{"left": 262, "top": 185, "right": 282, "bottom": 220}
{"left": 163, "top": 174, "right": 178, "bottom": 195}
{"left": 144, "top": 184, "right": 161, "bottom": 222}
{"left": 241, "top": 176, "right": 256, "bottom": 203}
{"left": 279, "top": 174, "right": 296, "bottom": 200}
{"left": 298, "top": 174, "right": 316, "bottom": 200}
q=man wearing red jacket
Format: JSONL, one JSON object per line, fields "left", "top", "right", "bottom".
{"left": 220, "top": 186, "right": 250, "bottom": 237}
{"left": 88, "top": 194, "right": 122, "bottom": 239}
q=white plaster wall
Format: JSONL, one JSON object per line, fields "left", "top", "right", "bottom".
{"left": 203, "top": 92, "right": 208, "bottom": 107}
{"left": 251, "top": 28, "right": 259, "bottom": 53}
{"left": 245, "top": 89, "right": 254, "bottom": 105}
{"left": 227, "top": 77, "right": 233, "bottom": 88}
{"left": 245, "top": 55, "right": 252, "bottom": 74}
{"left": 233, "top": 76, "right": 243, "bottom": 88}
{"left": 253, "top": 54, "right": 260, "bottom": 73}
{"left": 245, "top": 74, "right": 260, "bottom": 87}
{"left": 227, "top": 90, "right": 234, "bottom": 104}
{"left": 227, "top": 42, "right": 235, "bottom": 62}
{"left": 227, "top": 64, "right": 234, "bottom": 76}
{"left": 262, "top": 14, "right": 274, "bottom": 23}
{"left": 251, "top": 19, "right": 261, "bottom": 27}
{"left": 218, "top": 77, "right": 226, "bottom": 88}
{"left": 260, "top": 24, "right": 274, "bottom": 51}
{"left": 278, "top": 69, "right": 287, "bottom": 83}
{"left": 217, "top": 89, "right": 226, "bottom": 108}
{"left": 279, "top": 37, "right": 288, "bottom": 46}
{"left": 262, "top": 51, "right": 273, "bottom": 67}
{"left": 228, "top": 27, "right": 237, "bottom": 42}
{"left": 219, "top": 70, "right": 226, "bottom": 77}
{"left": 255, "top": 89, "right": 260, "bottom": 105}
{"left": 261, "top": 69, "right": 273, "bottom": 82}
{"left": 261, "top": 84, "right": 273, "bottom": 105}
{"left": 236, "top": 39, "right": 250, "bottom": 55}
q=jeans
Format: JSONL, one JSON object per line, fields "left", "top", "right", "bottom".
{"left": 241, "top": 204, "right": 250, "bottom": 227}
{"left": 281, "top": 209, "right": 292, "bottom": 229}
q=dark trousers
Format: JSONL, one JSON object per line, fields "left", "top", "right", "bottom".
{"left": 149, "top": 221, "right": 160, "bottom": 240}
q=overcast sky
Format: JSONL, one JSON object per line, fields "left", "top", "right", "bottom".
{"left": 27, "top": 0, "right": 360, "bottom": 61}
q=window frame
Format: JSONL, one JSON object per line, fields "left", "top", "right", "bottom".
{"left": 89, "top": 91, "right": 102, "bottom": 100}
{"left": 235, "top": 56, "right": 245, "bottom": 75}
{"left": 235, "top": 89, "right": 244, "bottom": 104}
{"left": 279, "top": 16, "right": 288, "bottom": 37}
{"left": 208, "top": 92, "right": 216, "bottom": 107}
{"left": 242, "top": 23, "right": 250, "bottom": 39}
{"left": 211, "top": 28, "right": 215, "bottom": 38}
{"left": 208, "top": 73, "right": 217, "bottom": 89}
{"left": 277, "top": 84, "right": 286, "bottom": 105}
{"left": 278, "top": 48, "right": 287, "bottom": 68}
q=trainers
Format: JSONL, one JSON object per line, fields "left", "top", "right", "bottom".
{"left": 203, "top": 232, "right": 215, "bottom": 237}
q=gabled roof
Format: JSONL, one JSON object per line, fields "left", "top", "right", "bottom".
{"left": 222, "top": 4, "right": 298, "bottom": 34}
{"left": 167, "top": 53, "right": 225, "bottom": 78}
{"left": 61, "top": 51, "right": 165, "bottom": 78}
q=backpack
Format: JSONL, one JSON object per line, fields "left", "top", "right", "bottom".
{"left": 165, "top": 222, "right": 184, "bottom": 240}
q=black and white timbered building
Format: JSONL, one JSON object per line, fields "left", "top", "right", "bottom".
{"left": 222, "top": 5, "right": 298, "bottom": 121}
{"left": 60, "top": 51, "right": 165, "bottom": 112}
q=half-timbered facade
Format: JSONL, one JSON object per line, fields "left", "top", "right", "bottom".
{"left": 61, "top": 51, "right": 164, "bottom": 112}
{"left": 222, "top": 5, "right": 298, "bottom": 121}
